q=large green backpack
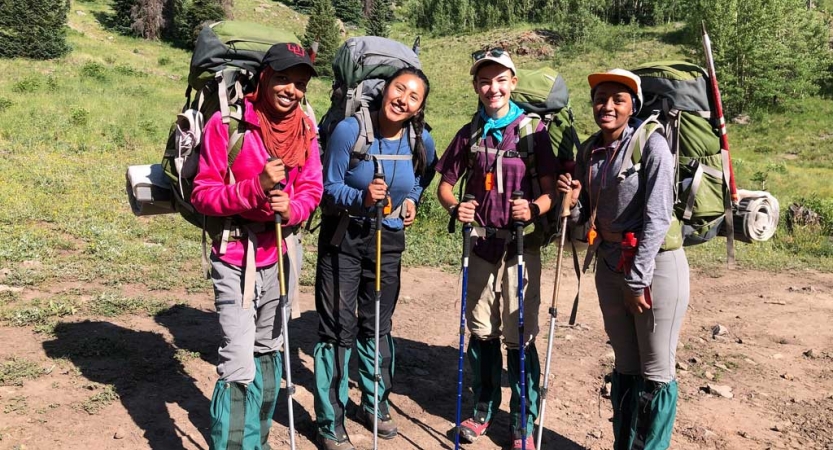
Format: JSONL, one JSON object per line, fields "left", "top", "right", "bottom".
{"left": 160, "top": 21, "right": 309, "bottom": 241}
{"left": 511, "top": 67, "right": 579, "bottom": 166}
{"left": 461, "top": 67, "right": 579, "bottom": 246}
{"left": 591, "top": 61, "right": 733, "bottom": 251}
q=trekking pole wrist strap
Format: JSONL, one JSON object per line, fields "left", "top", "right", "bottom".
{"left": 448, "top": 203, "right": 460, "bottom": 218}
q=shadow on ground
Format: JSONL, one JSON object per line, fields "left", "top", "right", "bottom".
{"left": 43, "top": 318, "right": 211, "bottom": 450}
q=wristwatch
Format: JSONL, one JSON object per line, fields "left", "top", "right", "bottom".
{"left": 529, "top": 201, "right": 541, "bottom": 219}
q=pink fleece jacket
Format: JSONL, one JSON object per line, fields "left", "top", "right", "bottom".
{"left": 191, "top": 99, "right": 323, "bottom": 269}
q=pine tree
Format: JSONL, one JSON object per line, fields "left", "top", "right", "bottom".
{"left": 0, "top": 0, "right": 70, "bottom": 59}
{"left": 302, "top": 0, "right": 342, "bottom": 77}
{"left": 111, "top": 0, "right": 136, "bottom": 34}
{"left": 365, "top": 0, "right": 390, "bottom": 37}
{"left": 333, "top": 0, "right": 364, "bottom": 25}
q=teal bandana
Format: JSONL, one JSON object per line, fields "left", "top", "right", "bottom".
{"left": 479, "top": 100, "right": 523, "bottom": 143}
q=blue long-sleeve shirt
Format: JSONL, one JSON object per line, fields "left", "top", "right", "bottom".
{"left": 322, "top": 116, "right": 437, "bottom": 230}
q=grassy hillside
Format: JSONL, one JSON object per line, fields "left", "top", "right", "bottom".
{"left": 0, "top": 0, "right": 830, "bottom": 306}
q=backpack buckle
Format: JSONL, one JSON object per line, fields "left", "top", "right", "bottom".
{"left": 504, "top": 150, "right": 520, "bottom": 158}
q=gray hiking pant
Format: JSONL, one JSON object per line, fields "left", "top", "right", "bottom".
{"left": 596, "top": 248, "right": 690, "bottom": 383}
{"left": 210, "top": 252, "right": 287, "bottom": 384}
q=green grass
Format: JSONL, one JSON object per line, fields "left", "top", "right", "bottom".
{"left": 1, "top": 297, "right": 79, "bottom": 327}
{"left": 0, "top": 0, "right": 830, "bottom": 312}
{"left": 79, "top": 383, "right": 119, "bottom": 415}
{"left": 0, "top": 357, "right": 45, "bottom": 386}
{"left": 84, "top": 292, "right": 171, "bottom": 317}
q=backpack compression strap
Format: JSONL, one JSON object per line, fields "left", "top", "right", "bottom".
{"left": 216, "top": 69, "right": 251, "bottom": 125}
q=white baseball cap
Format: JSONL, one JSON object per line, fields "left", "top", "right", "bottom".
{"left": 470, "top": 48, "right": 517, "bottom": 76}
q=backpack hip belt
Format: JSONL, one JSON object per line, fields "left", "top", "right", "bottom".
{"left": 599, "top": 230, "right": 624, "bottom": 243}
{"left": 327, "top": 152, "right": 413, "bottom": 247}
{"left": 210, "top": 220, "right": 292, "bottom": 310}
{"left": 327, "top": 202, "right": 406, "bottom": 247}
{"left": 470, "top": 226, "right": 514, "bottom": 241}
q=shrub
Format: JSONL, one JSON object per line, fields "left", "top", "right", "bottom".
{"left": 796, "top": 196, "right": 833, "bottom": 235}
{"left": 0, "top": 0, "right": 71, "bottom": 59}
{"left": 11, "top": 77, "right": 42, "bottom": 93}
{"left": 80, "top": 62, "right": 108, "bottom": 81}
{"left": 69, "top": 107, "right": 90, "bottom": 126}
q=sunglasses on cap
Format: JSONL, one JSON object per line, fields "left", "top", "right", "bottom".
{"left": 471, "top": 48, "right": 507, "bottom": 61}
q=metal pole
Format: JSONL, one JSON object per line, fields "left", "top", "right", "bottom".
{"left": 454, "top": 194, "right": 475, "bottom": 450}
{"left": 372, "top": 172, "right": 385, "bottom": 450}
{"left": 511, "top": 190, "right": 527, "bottom": 450}
{"left": 272, "top": 178, "right": 296, "bottom": 450}
{"left": 536, "top": 191, "right": 572, "bottom": 449}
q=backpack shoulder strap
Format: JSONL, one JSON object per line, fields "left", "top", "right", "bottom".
{"left": 347, "top": 107, "right": 375, "bottom": 169}
{"left": 468, "top": 113, "right": 483, "bottom": 161}
{"left": 579, "top": 132, "right": 601, "bottom": 164}
{"left": 617, "top": 111, "right": 664, "bottom": 181}
{"left": 517, "top": 113, "right": 543, "bottom": 198}
{"left": 226, "top": 107, "right": 247, "bottom": 178}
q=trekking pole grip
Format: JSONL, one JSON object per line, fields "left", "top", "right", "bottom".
{"left": 373, "top": 172, "right": 386, "bottom": 221}
{"left": 560, "top": 189, "right": 572, "bottom": 218}
{"left": 267, "top": 157, "right": 285, "bottom": 225}
{"left": 461, "top": 194, "right": 475, "bottom": 255}
{"left": 512, "top": 190, "right": 524, "bottom": 252}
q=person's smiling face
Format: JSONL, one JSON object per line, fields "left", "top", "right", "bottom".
{"left": 592, "top": 81, "right": 634, "bottom": 140}
{"left": 380, "top": 72, "right": 427, "bottom": 125}
{"left": 473, "top": 63, "right": 517, "bottom": 118}
{"left": 267, "top": 65, "right": 312, "bottom": 116}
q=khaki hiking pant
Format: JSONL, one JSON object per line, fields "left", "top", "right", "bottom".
{"left": 465, "top": 248, "right": 542, "bottom": 349}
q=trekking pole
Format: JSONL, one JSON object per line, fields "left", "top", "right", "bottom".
{"left": 454, "top": 194, "right": 476, "bottom": 450}
{"left": 511, "top": 190, "right": 528, "bottom": 450}
{"left": 269, "top": 158, "right": 297, "bottom": 450}
{"left": 372, "top": 171, "right": 386, "bottom": 450}
{"left": 535, "top": 190, "right": 572, "bottom": 450}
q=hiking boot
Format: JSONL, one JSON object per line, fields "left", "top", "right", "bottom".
{"left": 315, "top": 432, "right": 355, "bottom": 450}
{"left": 509, "top": 433, "right": 536, "bottom": 450}
{"left": 457, "top": 415, "right": 491, "bottom": 443}
{"left": 355, "top": 406, "right": 398, "bottom": 439}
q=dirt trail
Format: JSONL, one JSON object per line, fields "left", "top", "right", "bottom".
{"left": 1, "top": 266, "right": 831, "bottom": 450}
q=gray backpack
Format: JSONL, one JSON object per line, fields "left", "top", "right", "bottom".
{"left": 317, "top": 36, "right": 422, "bottom": 164}
{"left": 307, "top": 36, "right": 423, "bottom": 238}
